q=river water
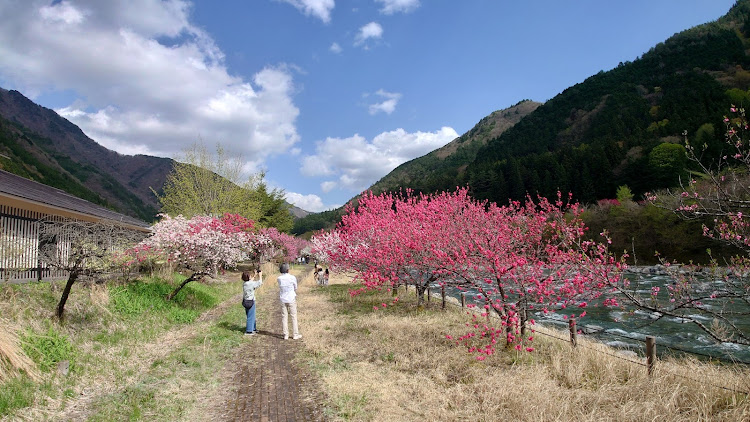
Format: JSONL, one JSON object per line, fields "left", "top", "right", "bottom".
{"left": 440, "top": 270, "right": 750, "bottom": 363}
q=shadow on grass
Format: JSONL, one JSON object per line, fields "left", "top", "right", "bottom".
{"left": 217, "top": 321, "right": 245, "bottom": 333}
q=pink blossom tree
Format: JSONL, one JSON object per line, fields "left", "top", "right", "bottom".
{"left": 316, "top": 189, "right": 621, "bottom": 355}
{"left": 131, "top": 213, "right": 257, "bottom": 299}
{"left": 260, "top": 227, "right": 309, "bottom": 263}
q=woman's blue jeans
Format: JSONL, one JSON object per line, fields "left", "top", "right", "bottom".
{"left": 245, "top": 303, "right": 257, "bottom": 333}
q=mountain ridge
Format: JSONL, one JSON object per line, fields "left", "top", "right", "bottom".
{"left": 0, "top": 88, "right": 310, "bottom": 223}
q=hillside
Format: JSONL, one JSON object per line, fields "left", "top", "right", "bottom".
{"left": 291, "top": 100, "right": 540, "bottom": 235}
{"left": 464, "top": 0, "right": 750, "bottom": 204}
{"left": 368, "top": 100, "right": 541, "bottom": 195}
{"left": 295, "top": 0, "right": 750, "bottom": 233}
{"left": 0, "top": 88, "right": 310, "bottom": 224}
{"left": 0, "top": 88, "right": 172, "bottom": 221}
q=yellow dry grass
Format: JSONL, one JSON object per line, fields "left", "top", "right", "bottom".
{"left": 0, "top": 320, "right": 39, "bottom": 382}
{"left": 296, "top": 272, "right": 750, "bottom": 422}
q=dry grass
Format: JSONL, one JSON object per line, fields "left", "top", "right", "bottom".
{"left": 0, "top": 320, "right": 38, "bottom": 382}
{"left": 297, "top": 273, "right": 750, "bottom": 422}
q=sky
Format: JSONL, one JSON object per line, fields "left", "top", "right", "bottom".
{"left": 0, "top": 0, "right": 739, "bottom": 212}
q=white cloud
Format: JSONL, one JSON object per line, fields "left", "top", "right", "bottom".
{"left": 285, "top": 192, "right": 326, "bottom": 212}
{"left": 321, "top": 181, "right": 337, "bottom": 192}
{"left": 301, "top": 126, "right": 458, "bottom": 193}
{"left": 368, "top": 89, "right": 401, "bottom": 115}
{"left": 375, "top": 0, "right": 420, "bottom": 15}
{"left": 329, "top": 42, "right": 342, "bottom": 54}
{"left": 0, "top": 0, "right": 300, "bottom": 162}
{"left": 279, "top": 0, "right": 335, "bottom": 23}
{"left": 354, "top": 22, "right": 383, "bottom": 46}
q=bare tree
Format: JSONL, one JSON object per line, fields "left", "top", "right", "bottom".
{"left": 644, "top": 109, "right": 750, "bottom": 345}
{"left": 37, "top": 218, "right": 145, "bottom": 319}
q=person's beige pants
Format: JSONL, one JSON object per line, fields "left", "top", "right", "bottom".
{"left": 281, "top": 301, "right": 299, "bottom": 338}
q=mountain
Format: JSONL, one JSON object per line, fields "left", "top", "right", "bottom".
{"left": 295, "top": 0, "right": 750, "bottom": 232}
{"left": 0, "top": 88, "right": 171, "bottom": 221}
{"left": 0, "top": 88, "right": 310, "bottom": 224}
{"left": 368, "top": 100, "right": 541, "bottom": 195}
{"left": 291, "top": 100, "right": 540, "bottom": 235}
{"left": 462, "top": 0, "right": 750, "bottom": 205}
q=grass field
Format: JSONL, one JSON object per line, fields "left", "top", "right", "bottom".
{"left": 0, "top": 266, "right": 260, "bottom": 421}
{"left": 299, "top": 272, "right": 750, "bottom": 421}
{"left": 2, "top": 265, "right": 750, "bottom": 421}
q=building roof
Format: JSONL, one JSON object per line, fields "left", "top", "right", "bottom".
{"left": 0, "top": 169, "right": 151, "bottom": 230}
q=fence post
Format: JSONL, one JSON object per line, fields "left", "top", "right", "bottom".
{"left": 441, "top": 285, "right": 446, "bottom": 310}
{"left": 646, "top": 336, "right": 656, "bottom": 376}
{"left": 460, "top": 292, "right": 466, "bottom": 307}
{"left": 569, "top": 318, "right": 577, "bottom": 347}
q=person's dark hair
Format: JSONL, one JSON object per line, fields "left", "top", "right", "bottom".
{"left": 280, "top": 263, "right": 289, "bottom": 274}
{"left": 241, "top": 271, "right": 251, "bottom": 281}
{"left": 325, "top": 268, "right": 329, "bottom": 275}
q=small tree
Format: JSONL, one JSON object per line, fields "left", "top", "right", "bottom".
{"left": 156, "top": 141, "right": 264, "bottom": 220}
{"left": 643, "top": 106, "right": 750, "bottom": 345}
{"left": 37, "top": 218, "right": 145, "bottom": 319}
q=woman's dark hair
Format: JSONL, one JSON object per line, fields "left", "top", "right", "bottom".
{"left": 241, "top": 271, "right": 251, "bottom": 281}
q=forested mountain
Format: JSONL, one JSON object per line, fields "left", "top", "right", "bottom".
{"left": 369, "top": 100, "right": 541, "bottom": 195}
{"left": 295, "top": 0, "right": 750, "bottom": 234}
{"left": 0, "top": 88, "right": 309, "bottom": 224}
{"left": 464, "top": 1, "right": 750, "bottom": 204}
{"left": 0, "top": 88, "right": 172, "bottom": 221}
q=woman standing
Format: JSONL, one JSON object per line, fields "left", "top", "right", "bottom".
{"left": 242, "top": 269, "right": 263, "bottom": 335}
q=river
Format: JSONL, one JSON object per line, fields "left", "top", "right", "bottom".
{"left": 439, "top": 269, "right": 750, "bottom": 363}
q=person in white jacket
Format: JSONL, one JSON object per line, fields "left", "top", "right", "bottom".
{"left": 277, "top": 263, "right": 302, "bottom": 340}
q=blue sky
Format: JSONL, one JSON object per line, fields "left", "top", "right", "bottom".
{"left": 0, "top": 0, "right": 738, "bottom": 212}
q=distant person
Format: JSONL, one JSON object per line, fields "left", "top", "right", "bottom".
{"left": 324, "top": 268, "right": 330, "bottom": 286}
{"left": 316, "top": 267, "right": 326, "bottom": 286}
{"left": 242, "top": 268, "right": 263, "bottom": 335}
{"left": 278, "top": 263, "right": 302, "bottom": 340}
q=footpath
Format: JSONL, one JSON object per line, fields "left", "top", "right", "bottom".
{"left": 219, "top": 268, "right": 328, "bottom": 422}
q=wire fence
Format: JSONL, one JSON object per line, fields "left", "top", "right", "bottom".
{"left": 400, "top": 283, "right": 750, "bottom": 396}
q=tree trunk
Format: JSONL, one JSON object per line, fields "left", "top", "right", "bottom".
{"left": 167, "top": 273, "right": 202, "bottom": 300}
{"left": 56, "top": 271, "right": 79, "bottom": 320}
{"left": 416, "top": 283, "right": 427, "bottom": 307}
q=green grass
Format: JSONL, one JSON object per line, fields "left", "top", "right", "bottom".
{"left": 109, "top": 275, "right": 220, "bottom": 323}
{"left": 0, "top": 271, "right": 242, "bottom": 420}
{"left": 0, "top": 376, "right": 37, "bottom": 415}
{"left": 21, "top": 325, "right": 76, "bottom": 373}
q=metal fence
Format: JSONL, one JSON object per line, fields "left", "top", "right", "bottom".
{"left": 1, "top": 204, "right": 68, "bottom": 282}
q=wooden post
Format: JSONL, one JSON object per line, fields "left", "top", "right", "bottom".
{"left": 460, "top": 292, "right": 466, "bottom": 307}
{"left": 427, "top": 287, "right": 431, "bottom": 304}
{"left": 441, "top": 285, "right": 446, "bottom": 310}
{"left": 569, "top": 318, "right": 577, "bottom": 347}
{"left": 646, "top": 336, "right": 656, "bottom": 376}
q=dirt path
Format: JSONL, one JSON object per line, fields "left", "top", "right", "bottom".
{"left": 218, "top": 269, "right": 328, "bottom": 421}
{"left": 57, "top": 277, "right": 244, "bottom": 421}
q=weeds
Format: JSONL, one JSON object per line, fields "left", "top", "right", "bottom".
{"left": 21, "top": 325, "right": 75, "bottom": 373}
{"left": 0, "top": 271, "right": 240, "bottom": 420}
